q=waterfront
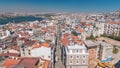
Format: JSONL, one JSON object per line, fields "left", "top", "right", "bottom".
{"left": 0, "top": 16, "right": 43, "bottom": 25}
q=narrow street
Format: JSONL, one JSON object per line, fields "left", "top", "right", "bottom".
{"left": 54, "top": 22, "right": 64, "bottom": 68}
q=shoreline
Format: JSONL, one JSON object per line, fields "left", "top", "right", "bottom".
{"left": 0, "top": 16, "right": 43, "bottom": 25}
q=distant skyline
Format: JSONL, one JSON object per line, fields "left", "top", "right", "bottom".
{"left": 0, "top": 0, "right": 120, "bottom": 13}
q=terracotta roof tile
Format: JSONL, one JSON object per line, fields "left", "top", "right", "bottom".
{"left": 108, "top": 21, "right": 120, "bottom": 24}
{"left": 18, "top": 37, "right": 29, "bottom": 42}
{"left": 43, "top": 60, "right": 50, "bottom": 68}
{"left": 71, "top": 35, "right": 79, "bottom": 39}
{"left": 41, "top": 42, "right": 50, "bottom": 47}
{"left": 86, "top": 23, "right": 93, "bottom": 27}
{"left": 2, "top": 59, "right": 20, "bottom": 68}
{"left": 33, "top": 43, "right": 41, "bottom": 48}
{"left": 12, "top": 46, "right": 20, "bottom": 51}
{"left": 78, "top": 28, "right": 84, "bottom": 33}
{"left": 62, "top": 37, "right": 69, "bottom": 46}
{"left": 0, "top": 53, "right": 20, "bottom": 57}
{"left": 22, "top": 40, "right": 36, "bottom": 47}
{"left": 0, "top": 43, "right": 3, "bottom": 47}
{"left": 17, "top": 57, "right": 39, "bottom": 68}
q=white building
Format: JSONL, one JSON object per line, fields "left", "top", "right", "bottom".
{"left": 31, "top": 46, "right": 51, "bottom": 60}
{"left": 63, "top": 43, "right": 89, "bottom": 68}
{"left": 104, "top": 22, "right": 120, "bottom": 36}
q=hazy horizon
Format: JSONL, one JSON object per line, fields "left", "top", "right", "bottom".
{"left": 0, "top": 0, "right": 120, "bottom": 13}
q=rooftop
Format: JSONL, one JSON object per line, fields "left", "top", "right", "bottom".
{"left": 16, "top": 57, "right": 39, "bottom": 68}
{"left": 2, "top": 58, "right": 20, "bottom": 68}
{"left": 0, "top": 53, "right": 20, "bottom": 57}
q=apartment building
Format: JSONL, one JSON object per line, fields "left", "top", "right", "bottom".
{"left": 64, "top": 44, "right": 89, "bottom": 68}
{"left": 84, "top": 40, "right": 99, "bottom": 68}
{"left": 93, "top": 22, "right": 105, "bottom": 37}
{"left": 61, "top": 24, "right": 89, "bottom": 68}
{"left": 104, "top": 22, "right": 120, "bottom": 36}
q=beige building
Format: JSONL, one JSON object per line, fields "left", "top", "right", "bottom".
{"left": 85, "top": 40, "right": 116, "bottom": 68}
{"left": 19, "top": 40, "right": 38, "bottom": 57}
{"left": 104, "top": 22, "right": 120, "bottom": 36}
{"left": 84, "top": 40, "right": 99, "bottom": 68}
{"left": 63, "top": 44, "right": 89, "bottom": 68}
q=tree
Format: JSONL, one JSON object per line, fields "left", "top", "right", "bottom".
{"left": 113, "top": 47, "right": 119, "bottom": 54}
{"left": 86, "top": 34, "right": 95, "bottom": 40}
{"left": 90, "top": 34, "right": 95, "bottom": 40}
{"left": 100, "top": 34, "right": 107, "bottom": 37}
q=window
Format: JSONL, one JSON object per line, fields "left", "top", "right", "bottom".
{"left": 0, "top": 48, "right": 2, "bottom": 52}
{"left": 72, "top": 50, "right": 75, "bottom": 53}
{"left": 28, "top": 52, "right": 31, "bottom": 55}
{"left": 76, "top": 49, "right": 79, "bottom": 53}
{"left": 48, "top": 56, "right": 50, "bottom": 58}
{"left": 23, "top": 52, "right": 25, "bottom": 55}
{"left": 76, "top": 60, "right": 79, "bottom": 64}
{"left": 76, "top": 56, "right": 79, "bottom": 58}
{"left": 22, "top": 48, "right": 24, "bottom": 51}
{"left": 83, "top": 56, "right": 86, "bottom": 58}
{"left": 42, "top": 56, "right": 44, "bottom": 58}
{"left": 28, "top": 50, "right": 31, "bottom": 55}
{"left": 70, "top": 66, "right": 72, "bottom": 68}
{"left": 82, "top": 60, "right": 85, "bottom": 64}
{"left": 70, "top": 61, "right": 72, "bottom": 64}
{"left": 79, "top": 49, "right": 82, "bottom": 53}
{"left": 85, "top": 50, "right": 88, "bottom": 53}
{"left": 70, "top": 56, "right": 73, "bottom": 59}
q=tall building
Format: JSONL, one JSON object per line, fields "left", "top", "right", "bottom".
{"left": 61, "top": 33, "right": 89, "bottom": 68}
{"left": 63, "top": 43, "right": 89, "bottom": 68}
{"left": 104, "top": 22, "right": 120, "bottom": 36}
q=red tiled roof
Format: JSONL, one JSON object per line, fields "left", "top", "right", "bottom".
{"left": 77, "top": 40, "right": 84, "bottom": 45}
{"left": 71, "top": 35, "right": 79, "bottom": 39}
{"left": 2, "top": 59, "right": 20, "bottom": 68}
{"left": 86, "top": 23, "right": 93, "bottom": 27}
{"left": 33, "top": 43, "right": 41, "bottom": 48}
{"left": 41, "top": 42, "right": 50, "bottom": 47}
{"left": 18, "top": 37, "right": 29, "bottom": 42}
{"left": 50, "top": 26, "right": 56, "bottom": 30}
{"left": 108, "top": 21, "right": 120, "bottom": 24}
{"left": 18, "top": 57, "right": 39, "bottom": 68}
{"left": 0, "top": 53, "right": 20, "bottom": 57}
{"left": 62, "top": 37, "right": 69, "bottom": 46}
{"left": 22, "top": 40, "right": 36, "bottom": 46}
{"left": 41, "top": 28, "right": 48, "bottom": 32}
{"left": 63, "top": 33, "right": 70, "bottom": 37}
{"left": 12, "top": 46, "right": 20, "bottom": 51}
{"left": 0, "top": 43, "right": 3, "bottom": 47}
{"left": 78, "top": 28, "right": 84, "bottom": 33}
{"left": 43, "top": 60, "right": 50, "bottom": 68}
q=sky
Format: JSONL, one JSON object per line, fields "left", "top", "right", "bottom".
{"left": 0, "top": 0, "right": 120, "bottom": 13}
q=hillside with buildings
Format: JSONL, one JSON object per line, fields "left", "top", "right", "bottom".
{"left": 0, "top": 10, "right": 120, "bottom": 68}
